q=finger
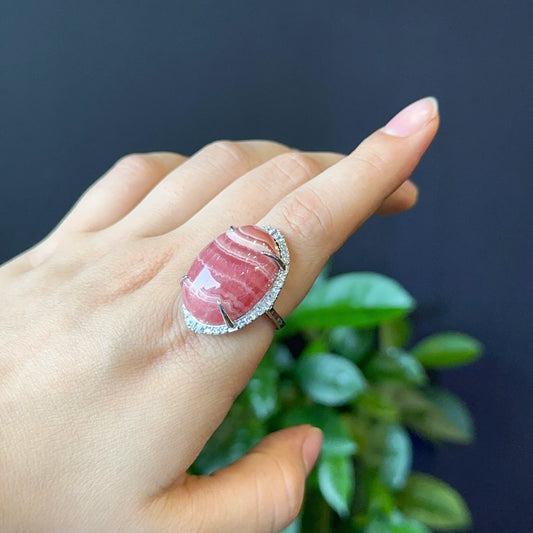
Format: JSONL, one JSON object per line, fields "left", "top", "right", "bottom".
{"left": 118, "top": 140, "right": 293, "bottom": 237}
{"left": 261, "top": 96, "right": 439, "bottom": 312}
{"left": 57, "top": 152, "right": 186, "bottom": 234}
{"left": 126, "top": 98, "right": 438, "bottom": 483}
{"left": 178, "top": 150, "right": 344, "bottom": 240}
{"left": 147, "top": 426, "right": 322, "bottom": 533}
{"left": 376, "top": 179, "right": 418, "bottom": 216}
{"left": 161, "top": 97, "right": 437, "bottom": 432}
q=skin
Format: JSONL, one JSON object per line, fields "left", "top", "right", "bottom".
{"left": 0, "top": 101, "right": 439, "bottom": 532}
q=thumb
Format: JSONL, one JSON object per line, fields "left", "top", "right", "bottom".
{"left": 151, "top": 425, "right": 322, "bottom": 533}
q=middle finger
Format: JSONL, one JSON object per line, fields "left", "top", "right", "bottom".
{"left": 176, "top": 150, "right": 344, "bottom": 245}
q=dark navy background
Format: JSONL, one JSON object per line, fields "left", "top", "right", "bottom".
{"left": 1, "top": 2, "right": 532, "bottom": 531}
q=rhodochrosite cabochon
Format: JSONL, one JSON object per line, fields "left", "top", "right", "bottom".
{"left": 181, "top": 225, "right": 289, "bottom": 334}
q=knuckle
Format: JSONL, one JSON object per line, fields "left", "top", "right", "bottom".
{"left": 201, "top": 140, "right": 252, "bottom": 175}
{"left": 113, "top": 153, "right": 168, "bottom": 178}
{"left": 278, "top": 187, "right": 333, "bottom": 244}
{"left": 351, "top": 145, "right": 390, "bottom": 176}
{"left": 280, "top": 475, "right": 304, "bottom": 527}
{"left": 269, "top": 152, "right": 322, "bottom": 185}
{"left": 255, "top": 139, "right": 292, "bottom": 153}
{"left": 252, "top": 450, "right": 304, "bottom": 529}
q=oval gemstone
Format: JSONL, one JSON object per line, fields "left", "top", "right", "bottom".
{"left": 182, "top": 225, "right": 280, "bottom": 326}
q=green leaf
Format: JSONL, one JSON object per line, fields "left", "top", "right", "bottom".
{"left": 302, "top": 488, "right": 333, "bottom": 531}
{"left": 367, "top": 476, "right": 396, "bottom": 516}
{"left": 363, "top": 424, "right": 412, "bottom": 490}
{"left": 281, "top": 405, "right": 358, "bottom": 456}
{"left": 280, "top": 515, "right": 301, "bottom": 533}
{"left": 356, "top": 389, "right": 400, "bottom": 423}
{"left": 379, "top": 425, "right": 412, "bottom": 490}
{"left": 301, "top": 337, "right": 329, "bottom": 357}
{"left": 366, "top": 519, "right": 389, "bottom": 533}
{"left": 286, "top": 273, "right": 416, "bottom": 331}
{"left": 389, "top": 516, "right": 432, "bottom": 533}
{"left": 297, "top": 353, "right": 367, "bottom": 406}
{"left": 318, "top": 454, "right": 355, "bottom": 517}
{"left": 379, "top": 317, "right": 412, "bottom": 349}
{"left": 364, "top": 348, "right": 427, "bottom": 386}
{"left": 245, "top": 351, "right": 279, "bottom": 420}
{"left": 193, "top": 404, "right": 265, "bottom": 475}
{"left": 407, "top": 393, "right": 473, "bottom": 445}
{"left": 381, "top": 385, "right": 474, "bottom": 444}
{"left": 270, "top": 343, "right": 296, "bottom": 372}
{"left": 380, "top": 384, "right": 433, "bottom": 413}
{"left": 412, "top": 332, "right": 483, "bottom": 369}
{"left": 367, "top": 511, "right": 432, "bottom": 533}
{"left": 328, "top": 326, "right": 375, "bottom": 363}
{"left": 424, "top": 388, "right": 474, "bottom": 443}
{"left": 398, "top": 473, "right": 472, "bottom": 531}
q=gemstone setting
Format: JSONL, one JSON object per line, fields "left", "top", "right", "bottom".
{"left": 181, "top": 226, "right": 289, "bottom": 334}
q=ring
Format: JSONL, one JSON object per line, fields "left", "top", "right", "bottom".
{"left": 180, "top": 225, "right": 290, "bottom": 334}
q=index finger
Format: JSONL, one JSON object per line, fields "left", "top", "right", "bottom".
{"left": 261, "top": 96, "right": 439, "bottom": 314}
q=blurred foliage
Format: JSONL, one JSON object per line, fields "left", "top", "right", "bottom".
{"left": 192, "top": 271, "right": 483, "bottom": 532}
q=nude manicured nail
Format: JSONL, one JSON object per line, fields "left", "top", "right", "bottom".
{"left": 382, "top": 97, "right": 439, "bottom": 137}
{"left": 302, "top": 426, "right": 323, "bottom": 476}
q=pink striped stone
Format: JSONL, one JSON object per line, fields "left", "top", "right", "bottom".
{"left": 182, "top": 225, "right": 280, "bottom": 326}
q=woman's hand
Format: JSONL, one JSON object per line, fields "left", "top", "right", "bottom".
{"left": 0, "top": 97, "right": 439, "bottom": 533}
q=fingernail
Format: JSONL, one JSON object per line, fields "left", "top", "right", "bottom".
{"left": 382, "top": 96, "right": 439, "bottom": 137}
{"left": 302, "top": 426, "right": 323, "bottom": 476}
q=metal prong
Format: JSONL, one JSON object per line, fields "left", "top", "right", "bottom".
{"left": 229, "top": 225, "right": 236, "bottom": 231}
{"left": 265, "top": 308, "right": 285, "bottom": 329}
{"left": 217, "top": 300, "right": 235, "bottom": 329}
{"left": 180, "top": 274, "right": 189, "bottom": 286}
{"left": 261, "top": 251, "right": 286, "bottom": 270}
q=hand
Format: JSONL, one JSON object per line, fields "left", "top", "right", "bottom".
{"left": 0, "top": 97, "right": 439, "bottom": 532}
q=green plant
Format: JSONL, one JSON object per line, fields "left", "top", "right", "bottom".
{"left": 192, "top": 271, "right": 483, "bottom": 532}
